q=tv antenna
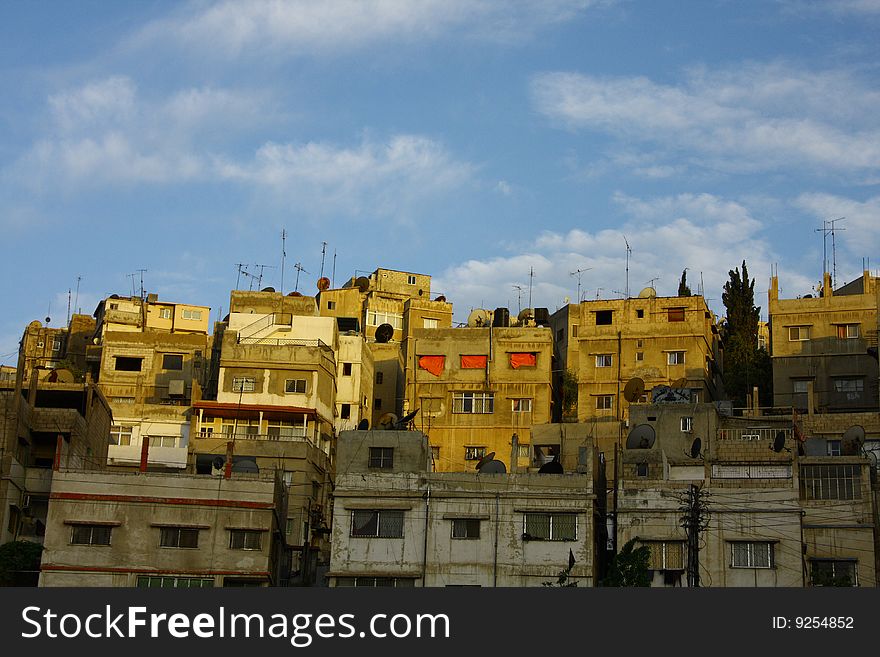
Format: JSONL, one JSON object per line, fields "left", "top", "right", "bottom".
{"left": 127, "top": 269, "right": 147, "bottom": 299}
{"left": 280, "top": 229, "right": 287, "bottom": 294}
{"left": 512, "top": 285, "right": 524, "bottom": 315}
{"left": 623, "top": 235, "right": 632, "bottom": 298}
{"left": 293, "top": 262, "right": 309, "bottom": 293}
{"left": 253, "top": 263, "right": 275, "bottom": 290}
{"left": 319, "top": 241, "right": 328, "bottom": 280}
{"left": 646, "top": 276, "right": 660, "bottom": 290}
{"left": 815, "top": 217, "right": 845, "bottom": 285}
{"left": 595, "top": 287, "right": 603, "bottom": 299}
{"left": 236, "top": 264, "right": 259, "bottom": 290}
{"left": 528, "top": 266, "right": 535, "bottom": 310}
{"left": 570, "top": 266, "right": 592, "bottom": 303}
{"left": 74, "top": 275, "right": 81, "bottom": 315}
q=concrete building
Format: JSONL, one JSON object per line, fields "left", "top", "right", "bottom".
{"left": 328, "top": 430, "right": 601, "bottom": 587}
{"left": 39, "top": 470, "right": 285, "bottom": 587}
{"left": 769, "top": 271, "right": 879, "bottom": 413}
{"left": 403, "top": 326, "right": 553, "bottom": 472}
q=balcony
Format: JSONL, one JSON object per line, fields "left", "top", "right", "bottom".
{"left": 107, "top": 443, "right": 188, "bottom": 469}
{"left": 196, "top": 430, "right": 315, "bottom": 448}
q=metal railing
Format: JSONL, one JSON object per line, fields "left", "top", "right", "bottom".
{"left": 197, "top": 430, "right": 314, "bottom": 446}
{"left": 717, "top": 427, "right": 792, "bottom": 441}
{"left": 238, "top": 337, "right": 331, "bottom": 351}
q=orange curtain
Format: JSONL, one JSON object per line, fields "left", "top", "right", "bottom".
{"left": 509, "top": 352, "right": 536, "bottom": 369}
{"left": 460, "top": 355, "right": 488, "bottom": 369}
{"left": 418, "top": 355, "right": 445, "bottom": 376}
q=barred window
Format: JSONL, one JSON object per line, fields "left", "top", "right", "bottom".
{"left": 368, "top": 447, "right": 394, "bottom": 469}
{"left": 229, "top": 529, "right": 263, "bottom": 550}
{"left": 336, "top": 577, "right": 415, "bottom": 587}
{"left": 159, "top": 527, "right": 200, "bottom": 549}
{"left": 800, "top": 464, "right": 861, "bottom": 500}
{"left": 464, "top": 446, "right": 486, "bottom": 461}
{"left": 810, "top": 559, "right": 857, "bottom": 587}
{"left": 523, "top": 513, "right": 577, "bottom": 541}
{"left": 644, "top": 541, "right": 685, "bottom": 570}
{"left": 351, "top": 510, "right": 404, "bottom": 538}
{"left": 137, "top": 576, "right": 213, "bottom": 588}
{"left": 452, "top": 519, "right": 481, "bottom": 539}
{"left": 452, "top": 392, "right": 494, "bottom": 414}
{"left": 730, "top": 541, "right": 773, "bottom": 568}
{"left": 232, "top": 376, "right": 255, "bottom": 392}
{"left": 71, "top": 524, "right": 112, "bottom": 545}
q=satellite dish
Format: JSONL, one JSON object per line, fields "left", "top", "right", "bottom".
{"left": 538, "top": 455, "right": 564, "bottom": 474}
{"left": 623, "top": 377, "right": 645, "bottom": 403}
{"left": 563, "top": 296, "right": 570, "bottom": 304}
{"left": 212, "top": 456, "right": 225, "bottom": 470}
{"left": 232, "top": 457, "right": 259, "bottom": 474}
{"left": 625, "top": 424, "right": 656, "bottom": 450}
{"left": 479, "top": 460, "right": 507, "bottom": 474}
{"left": 317, "top": 277, "right": 331, "bottom": 292}
{"left": 842, "top": 425, "right": 865, "bottom": 455}
{"left": 671, "top": 377, "right": 688, "bottom": 389}
{"left": 518, "top": 308, "right": 534, "bottom": 324}
{"left": 288, "top": 291, "right": 303, "bottom": 297}
{"left": 688, "top": 437, "right": 702, "bottom": 459}
{"left": 395, "top": 408, "right": 419, "bottom": 429}
{"left": 261, "top": 287, "right": 275, "bottom": 292}
{"left": 47, "top": 368, "right": 75, "bottom": 383}
{"left": 772, "top": 432, "right": 786, "bottom": 453}
{"left": 378, "top": 413, "right": 398, "bottom": 430}
{"left": 355, "top": 276, "right": 370, "bottom": 293}
{"left": 435, "top": 295, "right": 446, "bottom": 302}
{"left": 357, "top": 418, "right": 369, "bottom": 430}
{"left": 475, "top": 452, "right": 497, "bottom": 471}
{"left": 638, "top": 287, "right": 657, "bottom": 298}
{"left": 467, "top": 308, "right": 490, "bottom": 327}
{"left": 375, "top": 323, "right": 394, "bottom": 343}
{"left": 418, "top": 289, "right": 424, "bottom": 296}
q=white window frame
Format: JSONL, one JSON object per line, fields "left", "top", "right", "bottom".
{"left": 285, "top": 378, "right": 307, "bottom": 394}
{"left": 523, "top": 513, "right": 578, "bottom": 541}
{"left": 367, "top": 310, "right": 403, "bottom": 329}
{"left": 110, "top": 425, "right": 133, "bottom": 446}
{"left": 423, "top": 317, "right": 439, "bottom": 329}
{"left": 788, "top": 325, "right": 810, "bottom": 341}
{"left": 181, "top": 309, "right": 202, "bottom": 321}
{"left": 407, "top": 275, "right": 417, "bottom": 285}
{"left": 159, "top": 307, "right": 172, "bottom": 320}
{"left": 232, "top": 376, "right": 256, "bottom": 392}
{"left": 595, "top": 354, "right": 612, "bottom": 368}
{"left": 595, "top": 395, "right": 613, "bottom": 410}
{"left": 511, "top": 398, "right": 532, "bottom": 413}
{"left": 730, "top": 541, "right": 774, "bottom": 569}
{"left": 667, "top": 351, "right": 686, "bottom": 365}
{"left": 452, "top": 392, "right": 494, "bottom": 414}
{"left": 681, "top": 416, "right": 693, "bottom": 432}
{"left": 464, "top": 446, "right": 487, "bottom": 461}
{"left": 229, "top": 529, "right": 263, "bottom": 550}
{"left": 836, "top": 323, "right": 860, "bottom": 339}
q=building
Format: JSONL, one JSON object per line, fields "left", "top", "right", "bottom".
{"left": 328, "top": 429, "right": 601, "bottom": 587}
{"left": 403, "top": 325, "right": 553, "bottom": 472}
{"left": 769, "top": 271, "right": 879, "bottom": 413}
{"left": 39, "top": 470, "right": 285, "bottom": 587}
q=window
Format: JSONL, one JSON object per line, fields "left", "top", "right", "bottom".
{"left": 52, "top": 338, "right": 62, "bottom": 351}
{"left": 681, "top": 417, "right": 693, "bottom": 432}
{"left": 667, "top": 351, "right": 685, "bottom": 365}
{"left": 730, "top": 541, "right": 773, "bottom": 568}
{"left": 811, "top": 560, "right": 857, "bottom": 587}
{"left": 367, "top": 310, "right": 403, "bottom": 329}
{"left": 158, "top": 308, "right": 172, "bottom": 319}
{"left": 340, "top": 403, "right": 351, "bottom": 420}
{"left": 523, "top": 513, "right": 577, "bottom": 541}
{"left": 162, "top": 354, "right": 183, "bottom": 370}
{"left": 788, "top": 326, "right": 810, "bottom": 341}
{"left": 644, "top": 541, "right": 685, "bottom": 570}
{"left": 70, "top": 524, "right": 112, "bottom": 545}
{"left": 137, "top": 576, "right": 213, "bottom": 588}
{"left": 149, "top": 435, "right": 178, "bottom": 448}
{"left": 229, "top": 529, "right": 263, "bottom": 550}
{"left": 351, "top": 510, "right": 404, "bottom": 538}
{"left": 595, "top": 310, "right": 613, "bottom": 325}
{"left": 423, "top": 318, "right": 439, "bottom": 329}
{"left": 342, "top": 362, "right": 352, "bottom": 376}
{"left": 800, "top": 464, "right": 862, "bottom": 500}
{"left": 595, "top": 395, "right": 613, "bottom": 410}
{"left": 556, "top": 328, "right": 565, "bottom": 342}
{"left": 833, "top": 378, "right": 864, "bottom": 394}
{"left": 667, "top": 307, "right": 685, "bottom": 322}
{"left": 636, "top": 351, "right": 644, "bottom": 362}
{"left": 636, "top": 309, "right": 645, "bottom": 319}
{"left": 836, "top": 324, "right": 860, "bottom": 339}
{"left": 430, "top": 446, "right": 440, "bottom": 464}
{"left": 232, "top": 376, "right": 256, "bottom": 392}
{"left": 595, "top": 354, "right": 612, "bottom": 368}
{"left": 335, "top": 577, "right": 415, "bottom": 587}
{"left": 518, "top": 444, "right": 531, "bottom": 459}
{"left": 452, "top": 392, "right": 494, "bottom": 414}
{"left": 182, "top": 309, "right": 202, "bottom": 320}
{"left": 407, "top": 275, "right": 417, "bottom": 285}
{"left": 374, "top": 398, "right": 382, "bottom": 410}
{"left": 636, "top": 463, "right": 649, "bottom": 477}
{"left": 509, "top": 352, "right": 537, "bottom": 369}
{"left": 327, "top": 301, "right": 336, "bottom": 310}
{"left": 376, "top": 371, "right": 384, "bottom": 384}
{"left": 571, "top": 325, "right": 578, "bottom": 337}
{"left": 826, "top": 440, "right": 842, "bottom": 456}
{"left": 285, "top": 378, "right": 307, "bottom": 393}
{"left": 464, "top": 446, "right": 487, "bottom": 461}
{"left": 114, "top": 356, "right": 143, "bottom": 372}
{"left": 792, "top": 379, "right": 811, "bottom": 394}
{"left": 511, "top": 398, "right": 532, "bottom": 413}
{"left": 159, "top": 527, "right": 199, "bottom": 549}
{"left": 460, "top": 355, "right": 488, "bottom": 369}
{"left": 110, "top": 425, "right": 133, "bottom": 446}
{"left": 369, "top": 447, "right": 394, "bottom": 469}
{"left": 636, "top": 339, "right": 643, "bottom": 348}
{"left": 452, "top": 518, "right": 481, "bottom": 539}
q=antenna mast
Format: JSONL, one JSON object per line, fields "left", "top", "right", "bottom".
{"left": 280, "top": 229, "right": 287, "bottom": 295}
{"left": 74, "top": 276, "right": 81, "bottom": 315}
{"left": 570, "top": 266, "right": 592, "bottom": 303}
{"left": 293, "top": 263, "right": 309, "bottom": 293}
{"left": 816, "top": 217, "right": 845, "bottom": 284}
{"left": 528, "top": 266, "right": 534, "bottom": 310}
{"left": 320, "top": 241, "right": 327, "bottom": 280}
{"left": 623, "top": 235, "right": 632, "bottom": 298}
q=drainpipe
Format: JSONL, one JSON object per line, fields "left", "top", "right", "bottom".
{"left": 493, "top": 493, "right": 500, "bottom": 587}
{"left": 421, "top": 483, "right": 431, "bottom": 587}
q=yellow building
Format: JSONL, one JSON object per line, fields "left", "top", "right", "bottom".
{"left": 403, "top": 325, "right": 553, "bottom": 472}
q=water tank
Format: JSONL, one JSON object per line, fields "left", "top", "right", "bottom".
{"left": 492, "top": 307, "right": 510, "bottom": 327}
{"left": 534, "top": 308, "right": 550, "bottom": 327}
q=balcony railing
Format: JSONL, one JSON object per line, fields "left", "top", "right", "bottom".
{"left": 718, "top": 428, "right": 792, "bottom": 442}
{"left": 197, "top": 430, "right": 314, "bottom": 446}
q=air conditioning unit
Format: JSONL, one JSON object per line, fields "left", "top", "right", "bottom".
{"left": 168, "top": 379, "right": 185, "bottom": 396}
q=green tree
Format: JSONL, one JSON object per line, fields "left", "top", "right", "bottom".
{"left": 560, "top": 368, "right": 578, "bottom": 421}
{"left": 602, "top": 538, "right": 651, "bottom": 587}
{"left": 721, "top": 260, "right": 772, "bottom": 407}
{"left": 0, "top": 540, "right": 43, "bottom": 586}
{"left": 678, "top": 269, "right": 692, "bottom": 297}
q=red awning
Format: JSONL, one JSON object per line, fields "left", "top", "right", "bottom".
{"left": 460, "top": 354, "right": 488, "bottom": 369}
{"left": 509, "top": 352, "right": 537, "bottom": 369}
{"left": 418, "top": 355, "right": 445, "bottom": 377}
{"left": 193, "top": 400, "right": 317, "bottom": 421}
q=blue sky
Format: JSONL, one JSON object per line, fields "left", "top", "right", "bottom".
{"left": 2, "top": 0, "right": 880, "bottom": 364}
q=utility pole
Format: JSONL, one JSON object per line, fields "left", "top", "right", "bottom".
{"left": 680, "top": 484, "right": 709, "bottom": 587}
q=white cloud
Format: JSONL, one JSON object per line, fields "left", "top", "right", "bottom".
{"left": 434, "top": 192, "right": 794, "bottom": 321}
{"left": 130, "top": 0, "right": 610, "bottom": 57}
{"left": 531, "top": 64, "right": 880, "bottom": 175}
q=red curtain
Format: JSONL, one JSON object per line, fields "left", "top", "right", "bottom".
{"left": 460, "top": 355, "right": 488, "bottom": 369}
{"left": 418, "top": 355, "right": 445, "bottom": 376}
{"left": 509, "top": 352, "right": 536, "bottom": 369}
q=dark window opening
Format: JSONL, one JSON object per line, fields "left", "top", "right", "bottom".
{"left": 162, "top": 354, "right": 184, "bottom": 370}
{"left": 115, "top": 357, "right": 143, "bottom": 372}
{"left": 595, "top": 310, "right": 613, "bottom": 325}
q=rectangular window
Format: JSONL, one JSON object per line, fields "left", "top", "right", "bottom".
{"left": 509, "top": 352, "right": 537, "bottom": 369}
{"left": 811, "top": 560, "right": 857, "bottom": 587}
{"left": 232, "top": 376, "right": 256, "bottom": 392}
{"left": 327, "top": 301, "right": 336, "bottom": 310}
{"left": 430, "top": 446, "right": 440, "bottom": 464}
{"left": 595, "top": 354, "right": 612, "bottom": 368}
{"left": 836, "top": 324, "right": 860, "bottom": 339}
{"left": 376, "top": 371, "right": 384, "bottom": 384}
{"left": 465, "top": 446, "right": 487, "bottom": 461}
{"left": 792, "top": 379, "right": 811, "bottom": 394}
{"left": 110, "top": 425, "right": 133, "bottom": 446}
{"left": 229, "top": 529, "right": 263, "bottom": 550}
{"left": 511, "top": 398, "right": 532, "bottom": 413}
{"left": 644, "top": 541, "right": 685, "bottom": 570}
{"left": 833, "top": 378, "right": 864, "bottom": 394}
{"left": 595, "top": 310, "right": 613, "bottom": 325}
{"left": 681, "top": 417, "right": 693, "bottom": 432}
{"left": 340, "top": 403, "right": 351, "bottom": 420}
{"left": 70, "top": 524, "right": 112, "bottom": 546}
{"left": 159, "top": 527, "right": 199, "bottom": 549}
{"left": 114, "top": 356, "right": 143, "bottom": 372}
{"left": 518, "top": 444, "right": 531, "bottom": 459}
{"left": 162, "top": 354, "right": 184, "bottom": 370}
{"left": 460, "top": 354, "right": 488, "bottom": 369}
{"left": 730, "top": 542, "right": 773, "bottom": 568}
{"left": 368, "top": 447, "right": 394, "bottom": 469}
{"left": 137, "top": 576, "right": 213, "bottom": 588}
{"left": 523, "top": 513, "right": 577, "bottom": 541}
{"left": 336, "top": 577, "right": 415, "bottom": 587}
{"left": 636, "top": 351, "right": 644, "bottom": 362}
{"left": 159, "top": 308, "right": 172, "bottom": 320}
{"left": 452, "top": 392, "right": 494, "bottom": 414}
{"left": 595, "top": 395, "right": 613, "bottom": 410}
{"left": 52, "top": 338, "right": 62, "bottom": 351}
{"left": 181, "top": 309, "right": 202, "bottom": 320}
{"left": 571, "top": 325, "right": 578, "bottom": 337}
{"left": 667, "top": 351, "right": 686, "bottom": 365}
{"left": 667, "top": 307, "right": 685, "bottom": 322}
{"left": 342, "top": 362, "right": 352, "bottom": 376}
{"left": 367, "top": 310, "right": 403, "bottom": 329}
{"left": 423, "top": 318, "right": 439, "bottom": 329}
{"left": 788, "top": 326, "right": 810, "bottom": 341}
{"left": 636, "top": 309, "right": 645, "bottom": 319}
{"left": 636, "top": 463, "right": 649, "bottom": 477}
{"left": 350, "top": 510, "right": 404, "bottom": 538}
{"left": 452, "top": 518, "right": 481, "bottom": 539}
{"left": 826, "top": 440, "right": 842, "bottom": 456}
{"left": 407, "top": 275, "right": 417, "bottom": 285}
{"left": 285, "top": 378, "right": 307, "bottom": 393}
{"left": 374, "top": 398, "right": 382, "bottom": 410}
{"left": 800, "top": 464, "right": 862, "bottom": 500}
